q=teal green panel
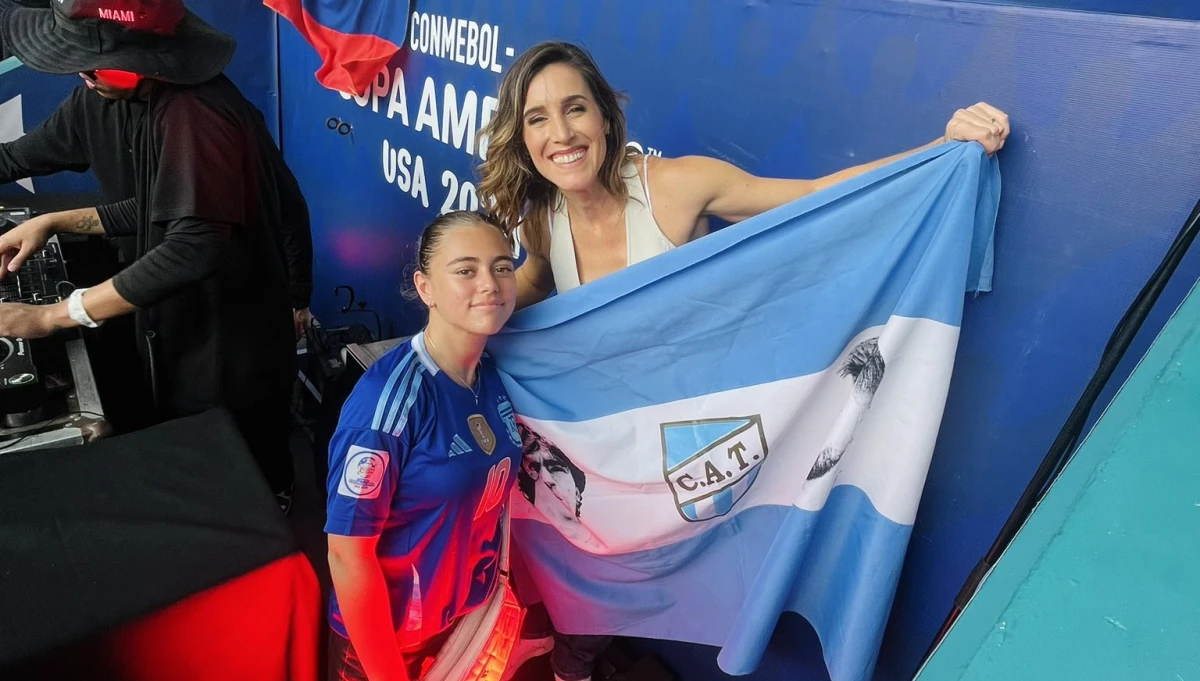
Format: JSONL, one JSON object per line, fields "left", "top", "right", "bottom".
{"left": 918, "top": 280, "right": 1200, "bottom": 681}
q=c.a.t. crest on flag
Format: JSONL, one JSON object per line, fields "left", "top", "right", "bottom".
{"left": 661, "top": 416, "right": 768, "bottom": 522}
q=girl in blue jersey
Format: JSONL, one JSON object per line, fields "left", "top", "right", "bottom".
{"left": 325, "top": 211, "right": 524, "bottom": 681}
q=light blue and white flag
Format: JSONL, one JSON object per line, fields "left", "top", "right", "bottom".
{"left": 488, "top": 142, "right": 1000, "bottom": 680}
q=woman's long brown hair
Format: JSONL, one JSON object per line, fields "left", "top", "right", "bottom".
{"left": 477, "top": 41, "right": 634, "bottom": 256}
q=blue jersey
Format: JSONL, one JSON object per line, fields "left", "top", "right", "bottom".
{"left": 325, "top": 332, "right": 521, "bottom": 646}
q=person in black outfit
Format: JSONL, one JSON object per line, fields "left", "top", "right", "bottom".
{"left": 0, "top": 0, "right": 302, "bottom": 510}
{"left": 0, "top": 72, "right": 314, "bottom": 338}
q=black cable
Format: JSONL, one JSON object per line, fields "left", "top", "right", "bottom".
{"left": 349, "top": 307, "right": 382, "bottom": 342}
{"left": 333, "top": 285, "right": 383, "bottom": 341}
{"left": 55, "top": 279, "right": 77, "bottom": 299}
{"left": 0, "top": 435, "right": 30, "bottom": 451}
{"left": 923, "top": 194, "right": 1200, "bottom": 665}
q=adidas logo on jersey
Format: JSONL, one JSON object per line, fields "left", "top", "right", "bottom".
{"left": 448, "top": 434, "right": 473, "bottom": 458}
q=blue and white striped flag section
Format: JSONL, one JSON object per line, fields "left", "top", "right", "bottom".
{"left": 488, "top": 142, "right": 1000, "bottom": 680}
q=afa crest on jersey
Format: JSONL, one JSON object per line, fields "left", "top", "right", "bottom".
{"left": 497, "top": 396, "right": 521, "bottom": 447}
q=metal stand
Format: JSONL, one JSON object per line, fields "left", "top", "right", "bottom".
{"left": 0, "top": 334, "right": 110, "bottom": 455}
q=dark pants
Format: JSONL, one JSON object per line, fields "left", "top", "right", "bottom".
{"left": 327, "top": 627, "right": 453, "bottom": 681}
{"left": 524, "top": 603, "right": 611, "bottom": 681}
{"left": 551, "top": 632, "right": 612, "bottom": 681}
{"left": 229, "top": 394, "right": 295, "bottom": 495}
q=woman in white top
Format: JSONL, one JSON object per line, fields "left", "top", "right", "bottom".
{"left": 478, "top": 41, "right": 1010, "bottom": 310}
{"left": 477, "top": 40, "right": 1012, "bottom": 681}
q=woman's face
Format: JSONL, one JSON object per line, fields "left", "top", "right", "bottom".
{"left": 521, "top": 63, "right": 609, "bottom": 195}
{"left": 415, "top": 222, "right": 517, "bottom": 337}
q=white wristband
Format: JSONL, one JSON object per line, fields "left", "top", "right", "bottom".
{"left": 67, "top": 287, "right": 101, "bottom": 328}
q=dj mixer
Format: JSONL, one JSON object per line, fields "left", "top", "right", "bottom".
{"left": 0, "top": 207, "right": 77, "bottom": 425}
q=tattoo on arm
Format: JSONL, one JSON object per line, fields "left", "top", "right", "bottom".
{"left": 68, "top": 213, "right": 101, "bottom": 235}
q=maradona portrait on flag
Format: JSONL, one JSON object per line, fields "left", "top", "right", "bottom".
{"left": 488, "top": 141, "right": 1000, "bottom": 681}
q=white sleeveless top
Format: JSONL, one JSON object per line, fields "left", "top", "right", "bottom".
{"left": 548, "top": 155, "right": 675, "bottom": 294}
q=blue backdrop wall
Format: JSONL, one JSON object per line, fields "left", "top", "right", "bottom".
{"left": 0, "top": 0, "right": 281, "bottom": 203}
{"left": 965, "top": 0, "right": 1199, "bottom": 20}
{"left": 278, "top": 2, "right": 1200, "bottom": 679}
{"left": 1, "top": 1, "right": 1194, "bottom": 679}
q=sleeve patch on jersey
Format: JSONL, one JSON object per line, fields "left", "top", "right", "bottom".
{"left": 337, "top": 446, "right": 391, "bottom": 499}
